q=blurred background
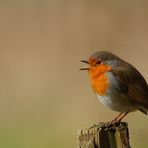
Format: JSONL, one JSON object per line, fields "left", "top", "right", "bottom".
{"left": 0, "top": 0, "right": 148, "bottom": 147}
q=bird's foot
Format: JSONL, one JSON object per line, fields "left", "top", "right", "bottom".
{"left": 99, "top": 119, "right": 121, "bottom": 127}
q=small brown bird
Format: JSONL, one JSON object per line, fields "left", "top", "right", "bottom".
{"left": 80, "top": 51, "right": 148, "bottom": 123}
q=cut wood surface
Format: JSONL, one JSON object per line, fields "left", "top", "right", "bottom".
{"left": 78, "top": 122, "right": 131, "bottom": 148}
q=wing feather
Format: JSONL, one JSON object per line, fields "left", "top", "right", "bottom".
{"left": 112, "top": 62, "right": 148, "bottom": 107}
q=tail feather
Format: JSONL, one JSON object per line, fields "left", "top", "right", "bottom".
{"left": 139, "top": 108, "right": 147, "bottom": 115}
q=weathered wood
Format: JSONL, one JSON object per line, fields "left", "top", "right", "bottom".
{"left": 78, "top": 122, "right": 131, "bottom": 148}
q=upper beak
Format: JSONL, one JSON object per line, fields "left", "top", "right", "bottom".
{"left": 80, "top": 60, "right": 89, "bottom": 70}
{"left": 80, "top": 60, "right": 89, "bottom": 64}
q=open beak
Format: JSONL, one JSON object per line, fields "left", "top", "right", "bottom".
{"left": 80, "top": 60, "right": 89, "bottom": 70}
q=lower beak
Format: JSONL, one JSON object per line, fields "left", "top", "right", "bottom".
{"left": 79, "top": 67, "right": 89, "bottom": 70}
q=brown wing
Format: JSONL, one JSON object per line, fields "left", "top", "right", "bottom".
{"left": 112, "top": 62, "right": 148, "bottom": 107}
{"left": 128, "top": 84, "right": 148, "bottom": 106}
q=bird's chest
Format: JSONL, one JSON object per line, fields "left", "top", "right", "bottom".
{"left": 88, "top": 64, "right": 111, "bottom": 96}
{"left": 89, "top": 73, "right": 109, "bottom": 96}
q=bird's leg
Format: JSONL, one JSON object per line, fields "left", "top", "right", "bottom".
{"left": 100, "top": 113, "right": 123, "bottom": 126}
{"left": 115, "top": 112, "right": 129, "bottom": 122}
{"left": 106, "top": 113, "right": 124, "bottom": 126}
{"left": 102, "top": 112, "right": 129, "bottom": 127}
{"left": 99, "top": 112, "right": 129, "bottom": 127}
{"left": 112, "top": 112, "right": 123, "bottom": 122}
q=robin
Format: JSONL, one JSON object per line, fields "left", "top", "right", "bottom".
{"left": 80, "top": 51, "right": 148, "bottom": 123}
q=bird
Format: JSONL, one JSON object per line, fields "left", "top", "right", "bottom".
{"left": 80, "top": 51, "right": 148, "bottom": 124}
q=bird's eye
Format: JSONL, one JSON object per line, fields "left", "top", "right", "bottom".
{"left": 96, "top": 61, "right": 101, "bottom": 65}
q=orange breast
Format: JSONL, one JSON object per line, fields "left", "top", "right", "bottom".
{"left": 88, "top": 64, "right": 111, "bottom": 96}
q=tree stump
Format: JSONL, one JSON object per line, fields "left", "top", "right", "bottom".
{"left": 78, "top": 122, "right": 131, "bottom": 148}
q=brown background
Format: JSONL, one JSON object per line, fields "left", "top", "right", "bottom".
{"left": 1, "top": 0, "right": 148, "bottom": 147}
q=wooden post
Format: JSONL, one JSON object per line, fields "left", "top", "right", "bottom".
{"left": 77, "top": 122, "right": 131, "bottom": 148}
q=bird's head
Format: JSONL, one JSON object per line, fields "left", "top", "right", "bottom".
{"left": 80, "top": 51, "right": 117, "bottom": 75}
